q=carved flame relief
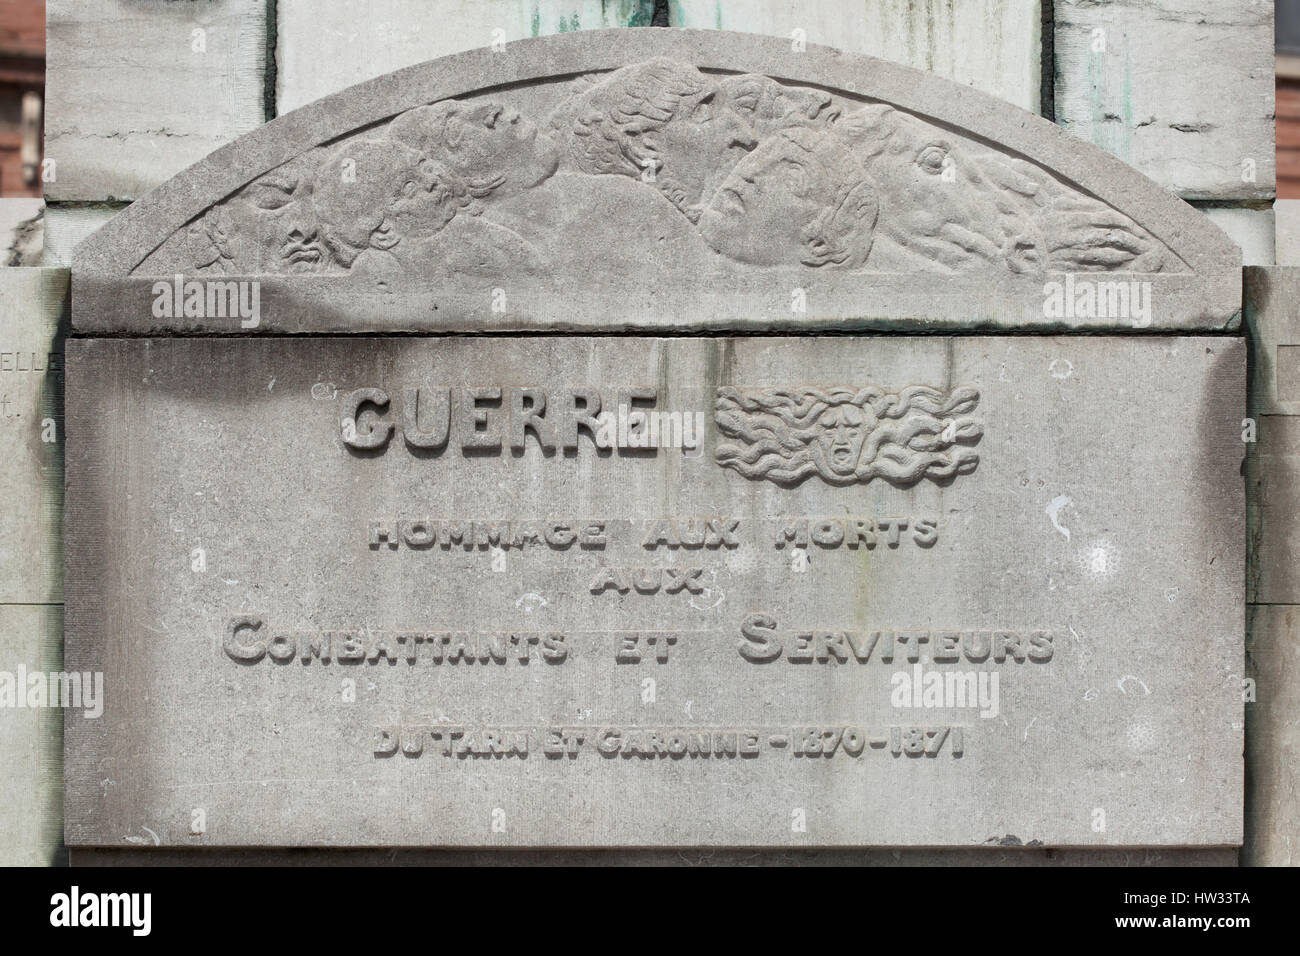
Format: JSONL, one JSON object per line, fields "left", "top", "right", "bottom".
{"left": 714, "top": 385, "right": 983, "bottom": 486}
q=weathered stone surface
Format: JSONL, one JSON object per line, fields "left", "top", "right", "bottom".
{"left": 42, "top": 206, "right": 123, "bottom": 269}
{"left": 68, "top": 846, "right": 1238, "bottom": 866}
{"left": 670, "top": 0, "right": 1042, "bottom": 113}
{"left": 1200, "top": 207, "right": 1274, "bottom": 267}
{"left": 1054, "top": 0, "right": 1275, "bottom": 201}
{"left": 1243, "top": 604, "right": 1300, "bottom": 866}
{"left": 0, "top": 199, "right": 44, "bottom": 267}
{"left": 73, "top": 30, "right": 1240, "bottom": 333}
{"left": 0, "top": 605, "right": 66, "bottom": 866}
{"left": 0, "top": 269, "right": 67, "bottom": 605}
{"left": 1241, "top": 269, "right": 1296, "bottom": 618}
{"left": 1276, "top": 200, "right": 1300, "bottom": 266}
{"left": 0, "top": 271, "right": 66, "bottom": 868}
{"left": 65, "top": 334, "right": 1244, "bottom": 848}
{"left": 45, "top": 0, "right": 268, "bottom": 202}
{"left": 276, "top": 0, "right": 655, "bottom": 114}
{"left": 1244, "top": 267, "right": 1300, "bottom": 417}
{"left": 1246, "top": 416, "right": 1300, "bottom": 606}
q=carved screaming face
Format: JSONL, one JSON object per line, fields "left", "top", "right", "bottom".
{"left": 273, "top": 207, "right": 328, "bottom": 272}
{"left": 231, "top": 152, "right": 334, "bottom": 273}
{"left": 811, "top": 403, "right": 875, "bottom": 477}
{"left": 714, "top": 385, "right": 983, "bottom": 487}
{"left": 697, "top": 125, "right": 878, "bottom": 268}
{"left": 389, "top": 99, "right": 560, "bottom": 201}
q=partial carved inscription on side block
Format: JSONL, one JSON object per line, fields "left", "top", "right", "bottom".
{"left": 0, "top": 268, "right": 67, "bottom": 605}
{"left": 64, "top": 335, "right": 1244, "bottom": 848}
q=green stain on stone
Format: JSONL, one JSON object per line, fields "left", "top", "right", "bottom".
{"left": 530, "top": 4, "right": 541, "bottom": 37}
{"left": 1086, "top": 40, "right": 1134, "bottom": 165}
{"left": 623, "top": 0, "right": 653, "bottom": 27}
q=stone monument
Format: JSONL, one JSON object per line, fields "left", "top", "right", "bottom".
{"left": 64, "top": 30, "right": 1245, "bottom": 850}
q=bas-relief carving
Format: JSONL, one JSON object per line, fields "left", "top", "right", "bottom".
{"left": 136, "top": 58, "right": 1183, "bottom": 279}
{"left": 714, "top": 385, "right": 982, "bottom": 486}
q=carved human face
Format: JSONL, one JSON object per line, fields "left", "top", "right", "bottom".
{"left": 272, "top": 201, "right": 330, "bottom": 273}
{"left": 395, "top": 100, "right": 560, "bottom": 199}
{"left": 309, "top": 141, "right": 417, "bottom": 267}
{"left": 719, "top": 74, "right": 837, "bottom": 135}
{"left": 210, "top": 154, "right": 333, "bottom": 274}
{"left": 180, "top": 206, "right": 235, "bottom": 272}
{"left": 256, "top": 191, "right": 329, "bottom": 273}
{"left": 697, "top": 134, "right": 826, "bottom": 266}
{"left": 813, "top": 404, "right": 873, "bottom": 476}
{"left": 385, "top": 158, "right": 463, "bottom": 239}
{"left": 645, "top": 85, "right": 758, "bottom": 208}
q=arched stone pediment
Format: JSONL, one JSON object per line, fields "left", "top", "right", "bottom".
{"left": 73, "top": 29, "right": 1240, "bottom": 333}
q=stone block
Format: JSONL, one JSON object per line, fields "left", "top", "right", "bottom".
{"left": 41, "top": 206, "right": 124, "bottom": 270}
{"left": 669, "top": 0, "right": 1042, "bottom": 113}
{"left": 1243, "top": 604, "right": 1300, "bottom": 866}
{"left": 46, "top": 0, "right": 268, "bottom": 201}
{"left": 0, "top": 269, "right": 67, "bottom": 605}
{"left": 1247, "top": 415, "right": 1300, "bottom": 605}
{"left": 73, "top": 31, "right": 1241, "bottom": 334}
{"left": 1244, "top": 267, "right": 1300, "bottom": 417}
{"left": 0, "top": 605, "right": 66, "bottom": 866}
{"left": 1200, "top": 206, "right": 1274, "bottom": 267}
{"left": 276, "top": 0, "right": 655, "bottom": 113}
{"left": 1054, "top": 0, "right": 1274, "bottom": 200}
{"left": 0, "top": 199, "right": 45, "bottom": 267}
{"left": 1276, "top": 200, "right": 1300, "bottom": 266}
{"left": 64, "top": 334, "right": 1244, "bottom": 847}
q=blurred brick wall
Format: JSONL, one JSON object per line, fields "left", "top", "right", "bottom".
{"left": 0, "top": 0, "right": 43, "bottom": 198}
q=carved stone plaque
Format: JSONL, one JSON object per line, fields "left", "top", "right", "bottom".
{"left": 64, "top": 335, "right": 1244, "bottom": 847}
{"left": 74, "top": 29, "right": 1239, "bottom": 334}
